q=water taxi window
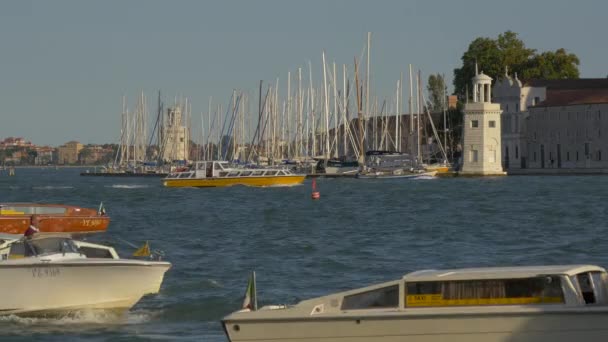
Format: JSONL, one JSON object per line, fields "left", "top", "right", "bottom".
{"left": 252, "top": 171, "right": 263, "bottom": 176}
{"left": 26, "top": 238, "right": 79, "bottom": 256}
{"left": 341, "top": 285, "right": 399, "bottom": 310}
{"left": 228, "top": 171, "right": 240, "bottom": 177}
{"left": 166, "top": 173, "right": 179, "bottom": 179}
{"left": 406, "top": 277, "right": 564, "bottom": 307}
{"left": 178, "top": 172, "right": 192, "bottom": 178}
{"left": 241, "top": 171, "right": 252, "bottom": 176}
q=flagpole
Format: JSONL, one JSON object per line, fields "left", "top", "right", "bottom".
{"left": 253, "top": 270, "right": 258, "bottom": 311}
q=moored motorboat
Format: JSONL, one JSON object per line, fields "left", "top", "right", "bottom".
{"left": 0, "top": 203, "right": 109, "bottom": 235}
{"left": 162, "top": 161, "right": 306, "bottom": 188}
{"left": 0, "top": 233, "right": 170, "bottom": 315}
{"left": 223, "top": 264, "right": 608, "bottom": 342}
{"left": 356, "top": 169, "right": 437, "bottom": 179}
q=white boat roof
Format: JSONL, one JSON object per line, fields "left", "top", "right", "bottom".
{"left": 403, "top": 264, "right": 605, "bottom": 282}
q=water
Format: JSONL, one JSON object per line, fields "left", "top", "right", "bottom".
{"left": 0, "top": 168, "right": 607, "bottom": 340}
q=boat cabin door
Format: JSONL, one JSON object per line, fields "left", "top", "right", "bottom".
{"left": 194, "top": 162, "right": 207, "bottom": 178}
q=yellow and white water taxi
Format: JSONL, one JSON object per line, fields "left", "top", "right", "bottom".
{"left": 223, "top": 264, "right": 608, "bottom": 342}
{"left": 162, "top": 161, "right": 306, "bottom": 188}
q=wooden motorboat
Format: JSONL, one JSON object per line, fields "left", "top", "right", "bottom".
{"left": 0, "top": 203, "right": 109, "bottom": 235}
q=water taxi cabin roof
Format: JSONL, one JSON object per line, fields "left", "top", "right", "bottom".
{"left": 404, "top": 264, "right": 605, "bottom": 282}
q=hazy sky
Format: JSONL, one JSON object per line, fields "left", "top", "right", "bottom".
{"left": 1, "top": 0, "right": 606, "bottom": 146}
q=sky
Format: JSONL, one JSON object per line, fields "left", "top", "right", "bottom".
{"left": 0, "top": 0, "right": 606, "bottom": 146}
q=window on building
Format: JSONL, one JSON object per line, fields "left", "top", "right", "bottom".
{"left": 516, "top": 103, "right": 519, "bottom": 112}
{"left": 515, "top": 146, "right": 519, "bottom": 159}
{"left": 598, "top": 150, "right": 602, "bottom": 161}
{"left": 577, "top": 151, "right": 579, "bottom": 161}
{"left": 534, "top": 151, "right": 537, "bottom": 162}
{"left": 585, "top": 143, "right": 590, "bottom": 157}
{"left": 506, "top": 104, "right": 509, "bottom": 112}
{"left": 567, "top": 151, "right": 570, "bottom": 161}
{"left": 470, "top": 150, "right": 478, "bottom": 162}
{"left": 489, "top": 121, "right": 496, "bottom": 128}
{"left": 471, "top": 120, "right": 479, "bottom": 128}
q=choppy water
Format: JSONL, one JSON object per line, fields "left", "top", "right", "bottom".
{"left": 0, "top": 167, "right": 607, "bottom": 341}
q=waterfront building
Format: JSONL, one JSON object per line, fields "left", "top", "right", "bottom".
{"left": 57, "top": 141, "right": 83, "bottom": 165}
{"left": 493, "top": 78, "right": 608, "bottom": 173}
{"left": 160, "top": 106, "right": 189, "bottom": 163}
{"left": 460, "top": 66, "right": 505, "bottom": 175}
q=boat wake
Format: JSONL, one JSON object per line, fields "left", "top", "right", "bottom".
{"left": 107, "top": 184, "right": 150, "bottom": 189}
{"left": 413, "top": 175, "right": 438, "bottom": 180}
{"left": 32, "top": 186, "right": 74, "bottom": 190}
{"left": 0, "top": 309, "right": 153, "bottom": 326}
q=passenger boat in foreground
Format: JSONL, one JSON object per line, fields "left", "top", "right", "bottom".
{"left": 223, "top": 264, "right": 608, "bottom": 342}
{"left": 162, "top": 161, "right": 306, "bottom": 188}
{"left": 0, "top": 203, "right": 109, "bottom": 235}
{"left": 0, "top": 233, "right": 170, "bottom": 315}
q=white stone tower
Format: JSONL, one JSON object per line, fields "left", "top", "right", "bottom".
{"left": 461, "top": 65, "right": 505, "bottom": 175}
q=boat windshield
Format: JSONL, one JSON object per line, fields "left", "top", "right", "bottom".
{"left": 22, "top": 238, "right": 80, "bottom": 256}
{"left": 341, "top": 285, "right": 399, "bottom": 310}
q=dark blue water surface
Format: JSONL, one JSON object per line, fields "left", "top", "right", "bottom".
{"left": 0, "top": 167, "right": 607, "bottom": 341}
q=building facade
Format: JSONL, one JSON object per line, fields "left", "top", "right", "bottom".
{"left": 461, "top": 67, "right": 505, "bottom": 175}
{"left": 57, "top": 141, "right": 83, "bottom": 164}
{"left": 493, "top": 78, "right": 608, "bottom": 172}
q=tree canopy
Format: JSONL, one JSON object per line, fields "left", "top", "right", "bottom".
{"left": 453, "top": 31, "right": 580, "bottom": 97}
{"left": 427, "top": 74, "right": 447, "bottom": 112}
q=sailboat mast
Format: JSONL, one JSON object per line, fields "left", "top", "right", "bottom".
{"left": 322, "top": 51, "right": 330, "bottom": 160}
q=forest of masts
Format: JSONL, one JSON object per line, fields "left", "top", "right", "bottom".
{"left": 116, "top": 33, "right": 449, "bottom": 167}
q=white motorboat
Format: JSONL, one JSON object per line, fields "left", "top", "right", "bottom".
{"left": 223, "top": 264, "right": 608, "bottom": 342}
{"left": 0, "top": 234, "right": 170, "bottom": 315}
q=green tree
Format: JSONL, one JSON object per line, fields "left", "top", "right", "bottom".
{"left": 453, "top": 31, "right": 578, "bottom": 97}
{"left": 521, "top": 48, "right": 580, "bottom": 79}
{"left": 427, "top": 74, "right": 446, "bottom": 112}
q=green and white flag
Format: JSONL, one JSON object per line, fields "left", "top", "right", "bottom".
{"left": 242, "top": 271, "right": 257, "bottom": 310}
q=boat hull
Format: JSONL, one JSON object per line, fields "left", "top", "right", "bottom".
{"left": 356, "top": 171, "right": 437, "bottom": 179}
{"left": 163, "top": 175, "right": 306, "bottom": 188}
{"left": 0, "top": 259, "right": 170, "bottom": 315}
{"left": 224, "top": 310, "right": 608, "bottom": 342}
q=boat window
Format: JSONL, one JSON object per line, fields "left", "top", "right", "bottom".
{"left": 252, "top": 171, "right": 263, "bottom": 176}
{"left": 341, "top": 285, "right": 399, "bottom": 310}
{"left": 219, "top": 172, "right": 229, "bottom": 177}
{"left": 25, "top": 238, "right": 80, "bottom": 256}
{"left": 166, "top": 173, "right": 179, "bottom": 179}
{"left": 79, "top": 246, "right": 114, "bottom": 259}
{"left": 577, "top": 273, "right": 596, "bottom": 304}
{"left": 272, "top": 171, "right": 279, "bottom": 176}
{"left": 228, "top": 171, "right": 240, "bottom": 177}
{"left": 179, "top": 172, "right": 194, "bottom": 178}
{"left": 9, "top": 241, "right": 28, "bottom": 259}
{"left": 406, "top": 277, "right": 564, "bottom": 307}
{"left": 241, "top": 171, "right": 252, "bottom": 176}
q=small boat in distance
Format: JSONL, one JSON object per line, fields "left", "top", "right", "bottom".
{"left": 0, "top": 203, "right": 109, "bottom": 235}
{"left": 223, "top": 264, "right": 608, "bottom": 342}
{"left": 162, "top": 161, "right": 306, "bottom": 188}
{"left": 0, "top": 233, "right": 170, "bottom": 316}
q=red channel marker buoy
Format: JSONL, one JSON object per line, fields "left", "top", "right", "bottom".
{"left": 311, "top": 178, "right": 320, "bottom": 200}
